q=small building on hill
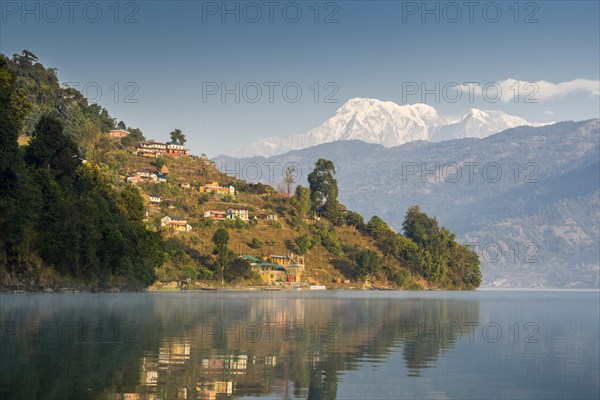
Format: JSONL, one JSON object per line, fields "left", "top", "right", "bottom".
{"left": 127, "top": 170, "right": 158, "bottom": 184}
{"left": 166, "top": 142, "right": 189, "bottom": 156}
{"left": 255, "top": 263, "right": 286, "bottom": 284}
{"left": 268, "top": 254, "right": 304, "bottom": 283}
{"left": 136, "top": 141, "right": 189, "bottom": 158}
{"left": 242, "top": 253, "right": 304, "bottom": 284}
{"left": 157, "top": 173, "right": 168, "bottom": 183}
{"left": 137, "top": 141, "right": 167, "bottom": 157}
{"left": 199, "top": 182, "right": 235, "bottom": 196}
{"left": 203, "top": 210, "right": 227, "bottom": 220}
{"left": 149, "top": 195, "right": 161, "bottom": 204}
{"left": 253, "top": 214, "right": 278, "bottom": 221}
{"left": 109, "top": 129, "right": 129, "bottom": 138}
{"left": 161, "top": 216, "right": 192, "bottom": 232}
{"left": 227, "top": 208, "right": 249, "bottom": 221}
{"left": 160, "top": 165, "right": 169, "bottom": 175}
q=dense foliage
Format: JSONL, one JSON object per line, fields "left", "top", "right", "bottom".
{"left": 6, "top": 50, "right": 146, "bottom": 154}
{"left": 9, "top": 50, "right": 115, "bottom": 137}
{"left": 364, "top": 206, "right": 481, "bottom": 289}
{"left": 308, "top": 158, "right": 344, "bottom": 224}
{"left": 0, "top": 55, "right": 163, "bottom": 289}
{"left": 305, "top": 158, "right": 481, "bottom": 289}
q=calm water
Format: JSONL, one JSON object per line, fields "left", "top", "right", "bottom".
{"left": 0, "top": 290, "right": 598, "bottom": 400}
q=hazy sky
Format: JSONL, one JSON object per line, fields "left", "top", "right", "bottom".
{"left": 2, "top": 1, "right": 599, "bottom": 156}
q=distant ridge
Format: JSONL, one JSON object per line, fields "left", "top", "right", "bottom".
{"left": 217, "top": 119, "right": 600, "bottom": 288}
{"left": 226, "top": 98, "right": 547, "bottom": 157}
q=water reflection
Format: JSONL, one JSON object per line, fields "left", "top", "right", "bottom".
{"left": 0, "top": 292, "right": 478, "bottom": 399}
{"left": 1, "top": 291, "right": 598, "bottom": 400}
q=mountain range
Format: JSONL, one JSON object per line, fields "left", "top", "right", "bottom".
{"left": 217, "top": 119, "right": 600, "bottom": 288}
{"left": 226, "top": 98, "right": 547, "bottom": 158}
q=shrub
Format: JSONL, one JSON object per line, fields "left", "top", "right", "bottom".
{"left": 353, "top": 249, "right": 383, "bottom": 283}
{"left": 197, "top": 266, "right": 213, "bottom": 280}
{"left": 181, "top": 265, "right": 198, "bottom": 281}
{"left": 269, "top": 220, "right": 282, "bottom": 229}
{"left": 345, "top": 211, "right": 364, "bottom": 229}
{"left": 198, "top": 194, "right": 210, "bottom": 205}
{"left": 198, "top": 218, "right": 214, "bottom": 229}
{"left": 295, "top": 234, "right": 313, "bottom": 254}
{"left": 251, "top": 238, "right": 264, "bottom": 248}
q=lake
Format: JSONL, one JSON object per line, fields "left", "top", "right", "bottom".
{"left": 1, "top": 290, "right": 598, "bottom": 399}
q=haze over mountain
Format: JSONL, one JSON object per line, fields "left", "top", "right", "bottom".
{"left": 226, "top": 98, "right": 547, "bottom": 157}
{"left": 217, "top": 119, "right": 600, "bottom": 288}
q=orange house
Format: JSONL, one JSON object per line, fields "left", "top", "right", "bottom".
{"left": 109, "top": 129, "right": 129, "bottom": 138}
{"left": 199, "top": 182, "right": 235, "bottom": 196}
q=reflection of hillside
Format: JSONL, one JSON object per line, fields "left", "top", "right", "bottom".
{"left": 106, "top": 294, "right": 479, "bottom": 399}
{"left": 0, "top": 294, "right": 167, "bottom": 400}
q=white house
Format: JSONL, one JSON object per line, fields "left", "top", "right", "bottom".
{"left": 227, "top": 208, "right": 249, "bottom": 221}
{"left": 149, "top": 195, "right": 161, "bottom": 204}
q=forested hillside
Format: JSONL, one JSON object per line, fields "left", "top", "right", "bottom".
{"left": 0, "top": 51, "right": 481, "bottom": 291}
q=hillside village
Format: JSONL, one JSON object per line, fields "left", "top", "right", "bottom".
{"left": 106, "top": 129, "right": 345, "bottom": 288}
{"left": 87, "top": 127, "right": 479, "bottom": 290}
{"left": 1, "top": 52, "right": 481, "bottom": 291}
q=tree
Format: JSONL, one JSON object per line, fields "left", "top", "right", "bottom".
{"left": 0, "top": 54, "right": 28, "bottom": 191}
{"left": 117, "top": 120, "right": 126, "bottom": 130}
{"left": 292, "top": 185, "right": 311, "bottom": 217}
{"left": 399, "top": 206, "right": 481, "bottom": 288}
{"left": 295, "top": 234, "right": 313, "bottom": 254}
{"left": 0, "top": 54, "right": 30, "bottom": 266}
{"left": 395, "top": 235, "right": 419, "bottom": 259}
{"left": 116, "top": 186, "right": 146, "bottom": 222}
{"left": 345, "top": 211, "right": 364, "bottom": 229}
{"left": 282, "top": 164, "right": 297, "bottom": 196}
{"left": 403, "top": 205, "right": 440, "bottom": 246}
{"left": 307, "top": 159, "right": 338, "bottom": 212}
{"left": 353, "top": 249, "right": 382, "bottom": 284}
{"left": 16, "top": 49, "right": 38, "bottom": 65}
{"left": 212, "top": 227, "right": 231, "bottom": 285}
{"left": 224, "top": 258, "right": 254, "bottom": 282}
{"left": 366, "top": 216, "right": 391, "bottom": 241}
{"left": 7, "top": 50, "right": 113, "bottom": 138}
{"left": 312, "top": 224, "right": 342, "bottom": 257}
{"left": 153, "top": 157, "right": 166, "bottom": 171}
{"left": 26, "top": 115, "right": 80, "bottom": 175}
{"left": 80, "top": 125, "right": 109, "bottom": 163}
{"left": 322, "top": 200, "right": 344, "bottom": 226}
{"left": 121, "top": 126, "right": 144, "bottom": 147}
{"left": 169, "top": 128, "right": 186, "bottom": 145}
{"left": 0, "top": 53, "right": 166, "bottom": 288}
{"left": 414, "top": 250, "right": 445, "bottom": 282}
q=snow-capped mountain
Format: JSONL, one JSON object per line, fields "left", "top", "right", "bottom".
{"left": 431, "top": 108, "right": 541, "bottom": 142}
{"left": 227, "top": 98, "right": 544, "bottom": 157}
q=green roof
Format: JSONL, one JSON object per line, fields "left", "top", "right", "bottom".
{"left": 241, "top": 255, "right": 259, "bottom": 262}
{"left": 255, "top": 263, "right": 285, "bottom": 271}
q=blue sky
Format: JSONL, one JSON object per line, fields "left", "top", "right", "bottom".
{"left": 1, "top": 1, "right": 599, "bottom": 156}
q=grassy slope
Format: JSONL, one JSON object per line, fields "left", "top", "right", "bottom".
{"left": 112, "top": 143, "right": 426, "bottom": 289}
{"left": 11, "top": 136, "right": 427, "bottom": 290}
